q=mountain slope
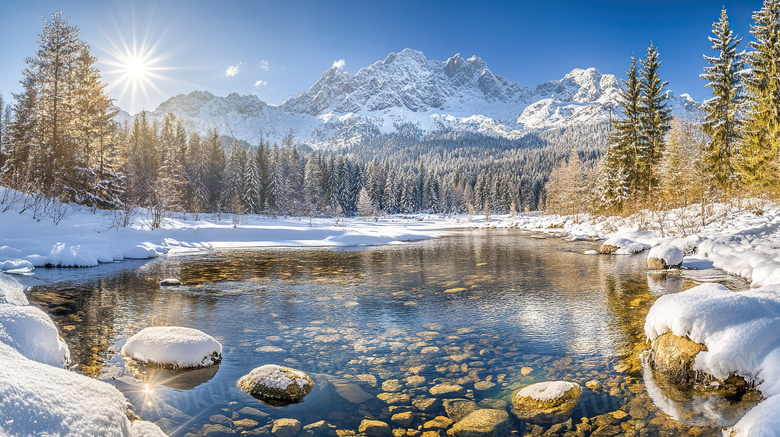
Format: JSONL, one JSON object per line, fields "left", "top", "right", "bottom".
{"left": 145, "top": 48, "right": 700, "bottom": 148}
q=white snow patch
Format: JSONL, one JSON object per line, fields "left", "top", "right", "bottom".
{"left": 516, "top": 380, "right": 580, "bottom": 402}
{"left": 130, "top": 421, "right": 168, "bottom": 437}
{"left": 0, "top": 273, "right": 28, "bottom": 305}
{"left": 647, "top": 244, "right": 683, "bottom": 267}
{"left": 122, "top": 326, "right": 222, "bottom": 368}
{"left": 0, "top": 342, "right": 131, "bottom": 436}
{"left": 0, "top": 304, "right": 70, "bottom": 367}
{"left": 730, "top": 394, "right": 780, "bottom": 437}
{"left": 0, "top": 259, "right": 34, "bottom": 273}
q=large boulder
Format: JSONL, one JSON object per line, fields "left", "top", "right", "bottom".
{"left": 511, "top": 381, "right": 581, "bottom": 423}
{"left": 599, "top": 237, "right": 644, "bottom": 255}
{"left": 121, "top": 326, "right": 222, "bottom": 369}
{"left": 238, "top": 364, "right": 314, "bottom": 404}
{"left": 451, "top": 409, "right": 513, "bottom": 437}
{"left": 0, "top": 303, "right": 70, "bottom": 367}
{"left": 646, "top": 331, "right": 707, "bottom": 385}
{"left": 647, "top": 244, "right": 683, "bottom": 269}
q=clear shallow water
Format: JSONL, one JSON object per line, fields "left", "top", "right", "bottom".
{"left": 25, "top": 230, "right": 750, "bottom": 436}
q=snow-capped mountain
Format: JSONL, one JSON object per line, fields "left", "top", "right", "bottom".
{"left": 144, "top": 48, "right": 700, "bottom": 147}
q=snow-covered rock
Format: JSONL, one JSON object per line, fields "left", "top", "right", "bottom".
{"left": 237, "top": 364, "right": 314, "bottom": 403}
{"left": 599, "top": 237, "right": 644, "bottom": 255}
{"left": 0, "top": 273, "right": 28, "bottom": 305}
{"left": 511, "top": 381, "right": 581, "bottom": 423}
{"left": 159, "top": 278, "right": 181, "bottom": 286}
{"left": 647, "top": 244, "right": 683, "bottom": 269}
{"left": 122, "top": 326, "right": 222, "bottom": 368}
{"left": 130, "top": 420, "right": 168, "bottom": 437}
{"left": 0, "top": 342, "right": 131, "bottom": 436}
{"left": 0, "top": 304, "right": 70, "bottom": 367}
{"left": 645, "top": 283, "right": 780, "bottom": 395}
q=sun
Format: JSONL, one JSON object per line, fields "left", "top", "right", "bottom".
{"left": 124, "top": 56, "right": 148, "bottom": 81}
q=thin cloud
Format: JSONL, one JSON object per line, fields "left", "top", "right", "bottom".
{"left": 261, "top": 60, "right": 269, "bottom": 71}
{"left": 254, "top": 80, "right": 267, "bottom": 86}
{"left": 332, "top": 59, "right": 345, "bottom": 70}
{"left": 225, "top": 62, "right": 243, "bottom": 77}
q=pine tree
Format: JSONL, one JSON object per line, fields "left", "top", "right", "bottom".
{"left": 639, "top": 42, "right": 672, "bottom": 178}
{"left": 738, "top": 0, "right": 780, "bottom": 194}
{"left": 701, "top": 8, "right": 745, "bottom": 193}
{"left": 223, "top": 141, "right": 246, "bottom": 210}
{"left": 655, "top": 117, "right": 706, "bottom": 208}
{"left": 242, "top": 148, "right": 262, "bottom": 214}
{"left": 204, "top": 129, "right": 225, "bottom": 212}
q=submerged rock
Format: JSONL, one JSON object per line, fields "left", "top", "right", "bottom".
{"left": 238, "top": 364, "right": 314, "bottom": 404}
{"left": 450, "top": 409, "right": 513, "bottom": 437}
{"left": 647, "top": 245, "right": 683, "bottom": 269}
{"left": 443, "top": 399, "right": 479, "bottom": 422}
{"left": 511, "top": 381, "right": 582, "bottom": 423}
{"left": 358, "top": 419, "right": 391, "bottom": 437}
{"left": 272, "top": 418, "right": 302, "bottom": 437}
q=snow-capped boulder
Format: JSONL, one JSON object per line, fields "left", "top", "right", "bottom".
{"left": 130, "top": 421, "right": 168, "bottom": 437}
{"left": 450, "top": 409, "right": 513, "bottom": 437}
{"left": 0, "top": 273, "right": 29, "bottom": 305}
{"left": 599, "top": 237, "right": 644, "bottom": 255}
{"left": 0, "top": 342, "right": 131, "bottom": 436}
{"left": 646, "top": 331, "right": 707, "bottom": 386}
{"left": 237, "top": 364, "right": 314, "bottom": 403}
{"left": 121, "top": 326, "right": 222, "bottom": 368}
{"left": 511, "top": 381, "right": 581, "bottom": 423}
{"left": 0, "top": 303, "right": 69, "bottom": 367}
{"left": 647, "top": 244, "right": 683, "bottom": 269}
{"left": 159, "top": 278, "right": 181, "bottom": 286}
{"left": 645, "top": 283, "right": 780, "bottom": 396}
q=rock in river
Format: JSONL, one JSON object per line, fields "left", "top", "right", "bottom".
{"left": 450, "top": 409, "right": 513, "bottom": 437}
{"left": 647, "top": 244, "right": 683, "bottom": 269}
{"left": 511, "top": 381, "right": 582, "bottom": 424}
{"left": 238, "top": 364, "right": 313, "bottom": 404}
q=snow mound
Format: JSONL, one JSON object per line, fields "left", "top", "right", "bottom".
{"left": 0, "top": 259, "right": 34, "bottom": 273}
{"left": 0, "top": 304, "right": 70, "bottom": 367}
{"left": 0, "top": 273, "right": 29, "bottom": 305}
{"left": 600, "top": 237, "right": 644, "bottom": 255}
{"left": 122, "top": 326, "right": 222, "bottom": 368}
{"left": 0, "top": 342, "right": 131, "bottom": 436}
{"left": 647, "top": 244, "right": 683, "bottom": 268}
{"left": 130, "top": 420, "right": 168, "bottom": 437}
{"left": 730, "top": 394, "right": 780, "bottom": 437}
{"left": 124, "top": 244, "right": 158, "bottom": 260}
{"left": 516, "top": 381, "right": 581, "bottom": 402}
{"left": 645, "top": 283, "right": 780, "bottom": 394}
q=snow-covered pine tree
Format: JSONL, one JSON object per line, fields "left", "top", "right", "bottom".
{"left": 204, "top": 129, "right": 225, "bottom": 212}
{"left": 738, "top": 0, "right": 780, "bottom": 195}
{"left": 357, "top": 187, "right": 374, "bottom": 217}
{"left": 303, "top": 153, "right": 325, "bottom": 215}
{"left": 242, "top": 147, "right": 262, "bottom": 214}
{"left": 655, "top": 117, "right": 706, "bottom": 209}
{"left": 598, "top": 57, "right": 643, "bottom": 211}
{"left": 223, "top": 141, "right": 246, "bottom": 213}
{"left": 701, "top": 8, "right": 745, "bottom": 193}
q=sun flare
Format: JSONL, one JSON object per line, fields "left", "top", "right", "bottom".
{"left": 124, "top": 56, "right": 148, "bottom": 81}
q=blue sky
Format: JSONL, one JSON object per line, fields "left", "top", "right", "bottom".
{"left": 0, "top": 0, "right": 764, "bottom": 114}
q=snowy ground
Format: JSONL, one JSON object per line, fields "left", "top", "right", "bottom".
{"left": 7, "top": 190, "right": 780, "bottom": 434}
{"left": 0, "top": 189, "right": 476, "bottom": 272}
